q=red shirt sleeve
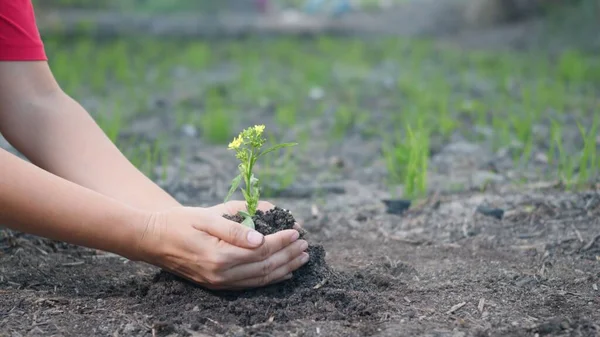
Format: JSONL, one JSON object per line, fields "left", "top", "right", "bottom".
{"left": 0, "top": 0, "right": 47, "bottom": 61}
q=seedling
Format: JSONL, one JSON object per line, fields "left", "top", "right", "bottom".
{"left": 383, "top": 121, "right": 429, "bottom": 199}
{"left": 224, "top": 125, "right": 297, "bottom": 228}
{"left": 575, "top": 116, "right": 598, "bottom": 187}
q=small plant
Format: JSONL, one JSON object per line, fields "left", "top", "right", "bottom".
{"left": 224, "top": 125, "right": 297, "bottom": 228}
{"left": 383, "top": 121, "right": 429, "bottom": 199}
{"left": 575, "top": 116, "right": 598, "bottom": 188}
{"left": 549, "top": 118, "right": 576, "bottom": 189}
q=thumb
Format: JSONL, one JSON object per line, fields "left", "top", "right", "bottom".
{"left": 196, "top": 211, "right": 265, "bottom": 249}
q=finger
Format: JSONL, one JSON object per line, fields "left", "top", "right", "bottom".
{"left": 222, "top": 238, "right": 308, "bottom": 281}
{"left": 228, "top": 252, "right": 309, "bottom": 288}
{"left": 224, "top": 228, "right": 301, "bottom": 265}
{"left": 270, "top": 273, "right": 294, "bottom": 285}
{"left": 257, "top": 200, "right": 276, "bottom": 212}
{"left": 195, "top": 212, "right": 266, "bottom": 249}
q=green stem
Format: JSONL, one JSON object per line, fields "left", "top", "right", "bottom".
{"left": 244, "top": 148, "right": 258, "bottom": 216}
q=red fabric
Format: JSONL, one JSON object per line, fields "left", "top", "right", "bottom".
{"left": 0, "top": 0, "right": 47, "bottom": 61}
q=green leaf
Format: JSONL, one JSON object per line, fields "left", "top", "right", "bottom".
{"left": 224, "top": 174, "right": 242, "bottom": 203}
{"left": 258, "top": 142, "right": 297, "bottom": 158}
{"left": 241, "top": 216, "right": 255, "bottom": 229}
{"left": 250, "top": 174, "right": 259, "bottom": 187}
{"left": 238, "top": 210, "right": 251, "bottom": 218}
{"left": 241, "top": 188, "right": 250, "bottom": 202}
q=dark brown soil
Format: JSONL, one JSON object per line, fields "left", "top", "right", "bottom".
{"left": 141, "top": 207, "right": 402, "bottom": 336}
{"left": 221, "top": 206, "right": 333, "bottom": 287}
{"left": 2, "top": 188, "right": 599, "bottom": 337}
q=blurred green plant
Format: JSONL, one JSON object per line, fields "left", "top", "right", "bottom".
{"left": 383, "top": 120, "right": 429, "bottom": 199}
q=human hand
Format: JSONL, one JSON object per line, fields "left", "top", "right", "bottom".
{"left": 132, "top": 201, "right": 309, "bottom": 290}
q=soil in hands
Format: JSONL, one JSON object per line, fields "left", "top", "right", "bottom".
{"left": 143, "top": 207, "right": 403, "bottom": 336}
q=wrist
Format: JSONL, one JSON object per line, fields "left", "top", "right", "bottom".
{"left": 114, "top": 208, "right": 155, "bottom": 262}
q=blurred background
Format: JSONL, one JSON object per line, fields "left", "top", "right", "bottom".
{"left": 15, "top": 0, "right": 600, "bottom": 203}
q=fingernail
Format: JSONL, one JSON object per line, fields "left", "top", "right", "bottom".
{"left": 247, "top": 230, "right": 264, "bottom": 245}
{"left": 299, "top": 240, "right": 308, "bottom": 251}
{"left": 301, "top": 252, "right": 310, "bottom": 263}
{"left": 284, "top": 273, "right": 293, "bottom": 279}
{"left": 290, "top": 230, "right": 300, "bottom": 242}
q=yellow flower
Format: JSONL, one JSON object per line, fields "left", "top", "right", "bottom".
{"left": 228, "top": 135, "right": 243, "bottom": 150}
{"left": 253, "top": 124, "right": 265, "bottom": 135}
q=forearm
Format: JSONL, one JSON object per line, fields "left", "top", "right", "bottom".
{"left": 0, "top": 88, "right": 181, "bottom": 211}
{"left": 0, "top": 147, "right": 147, "bottom": 260}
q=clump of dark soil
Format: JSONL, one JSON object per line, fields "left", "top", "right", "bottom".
{"left": 141, "top": 207, "right": 405, "bottom": 335}
{"left": 223, "top": 206, "right": 330, "bottom": 287}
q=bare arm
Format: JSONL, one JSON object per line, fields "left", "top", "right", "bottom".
{"left": 0, "top": 146, "right": 148, "bottom": 260}
{"left": 0, "top": 61, "right": 181, "bottom": 212}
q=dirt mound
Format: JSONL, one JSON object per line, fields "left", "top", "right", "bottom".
{"left": 142, "top": 264, "right": 406, "bottom": 335}
{"left": 138, "top": 207, "right": 409, "bottom": 335}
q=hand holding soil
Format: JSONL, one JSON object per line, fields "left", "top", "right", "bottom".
{"left": 134, "top": 201, "right": 309, "bottom": 290}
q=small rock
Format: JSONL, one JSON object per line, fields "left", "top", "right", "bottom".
{"left": 515, "top": 276, "right": 536, "bottom": 287}
{"left": 382, "top": 199, "right": 411, "bottom": 215}
{"left": 356, "top": 213, "right": 368, "bottom": 222}
{"left": 309, "top": 87, "right": 324, "bottom": 100}
{"left": 534, "top": 152, "right": 549, "bottom": 164}
{"left": 311, "top": 204, "right": 320, "bottom": 218}
{"left": 329, "top": 156, "right": 345, "bottom": 168}
{"left": 476, "top": 206, "right": 504, "bottom": 220}
{"left": 181, "top": 124, "right": 197, "bottom": 138}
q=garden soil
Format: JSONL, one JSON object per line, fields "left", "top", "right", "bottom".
{"left": 1, "top": 181, "right": 599, "bottom": 336}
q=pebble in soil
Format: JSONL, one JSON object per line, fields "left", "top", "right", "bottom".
{"left": 140, "top": 207, "right": 407, "bottom": 334}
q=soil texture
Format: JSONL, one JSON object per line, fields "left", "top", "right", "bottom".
{"left": 142, "top": 207, "right": 403, "bottom": 336}
{"left": 2, "top": 186, "right": 600, "bottom": 336}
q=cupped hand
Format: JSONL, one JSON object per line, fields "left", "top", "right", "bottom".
{"left": 133, "top": 201, "right": 309, "bottom": 290}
